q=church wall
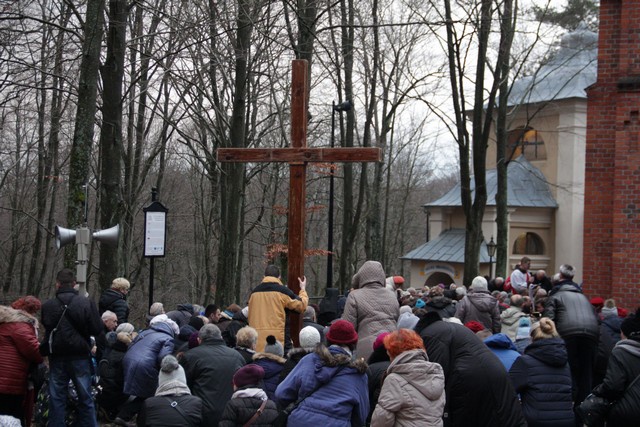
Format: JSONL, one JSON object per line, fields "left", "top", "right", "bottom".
{"left": 584, "top": 0, "right": 640, "bottom": 308}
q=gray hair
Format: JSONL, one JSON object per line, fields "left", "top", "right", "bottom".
{"left": 559, "top": 264, "right": 575, "bottom": 279}
{"left": 102, "top": 310, "right": 117, "bottom": 321}
{"left": 303, "top": 306, "right": 316, "bottom": 321}
{"left": 235, "top": 326, "right": 258, "bottom": 349}
{"left": 199, "top": 324, "right": 222, "bottom": 341}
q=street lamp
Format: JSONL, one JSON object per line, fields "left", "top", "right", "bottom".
{"left": 487, "top": 236, "right": 497, "bottom": 279}
{"left": 327, "top": 100, "right": 352, "bottom": 289}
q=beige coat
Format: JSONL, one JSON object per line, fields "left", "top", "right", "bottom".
{"left": 343, "top": 261, "right": 399, "bottom": 361}
{"left": 371, "top": 349, "right": 445, "bottom": 427}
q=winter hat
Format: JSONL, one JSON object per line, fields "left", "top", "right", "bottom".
{"left": 618, "top": 307, "right": 628, "bottom": 318}
{"left": 326, "top": 319, "right": 358, "bottom": 346}
{"left": 601, "top": 299, "right": 618, "bottom": 318}
{"left": 415, "top": 299, "right": 426, "bottom": 309}
{"left": 455, "top": 287, "right": 467, "bottom": 298}
{"left": 397, "top": 312, "right": 419, "bottom": 330}
{"left": 150, "top": 314, "right": 180, "bottom": 335}
{"left": 373, "top": 332, "right": 391, "bottom": 351}
{"left": 464, "top": 321, "right": 485, "bottom": 333}
{"left": 158, "top": 355, "right": 187, "bottom": 387}
{"left": 116, "top": 322, "right": 135, "bottom": 334}
{"left": 188, "top": 315, "right": 205, "bottom": 331}
{"left": 264, "top": 335, "right": 284, "bottom": 357}
{"left": 233, "top": 364, "right": 265, "bottom": 389}
{"left": 299, "top": 326, "right": 321, "bottom": 349}
{"left": 621, "top": 308, "right": 640, "bottom": 338}
{"left": 188, "top": 331, "right": 200, "bottom": 349}
{"left": 178, "top": 325, "right": 197, "bottom": 341}
{"left": 590, "top": 297, "right": 605, "bottom": 308}
{"left": 393, "top": 276, "right": 405, "bottom": 286}
{"left": 470, "top": 276, "right": 488, "bottom": 291}
{"left": 399, "top": 305, "right": 412, "bottom": 315}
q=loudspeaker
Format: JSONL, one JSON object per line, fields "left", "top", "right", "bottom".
{"left": 55, "top": 225, "right": 76, "bottom": 249}
{"left": 93, "top": 224, "right": 120, "bottom": 246}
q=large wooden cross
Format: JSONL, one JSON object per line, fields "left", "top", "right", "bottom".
{"left": 217, "top": 59, "right": 381, "bottom": 344}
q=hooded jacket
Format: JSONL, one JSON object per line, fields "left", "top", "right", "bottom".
{"left": 508, "top": 338, "right": 574, "bottom": 427}
{"left": 483, "top": 333, "right": 521, "bottom": 371}
{"left": 123, "top": 321, "right": 176, "bottom": 398}
{"left": 248, "top": 276, "right": 308, "bottom": 352}
{"left": 371, "top": 349, "right": 445, "bottom": 427}
{"left": 98, "top": 288, "right": 129, "bottom": 324}
{"left": 415, "top": 313, "right": 526, "bottom": 427}
{"left": 166, "top": 304, "right": 194, "bottom": 328}
{"left": 593, "top": 338, "right": 640, "bottom": 426}
{"left": 500, "top": 306, "right": 527, "bottom": 341}
{"left": 594, "top": 314, "right": 623, "bottom": 385}
{"left": 0, "top": 306, "right": 43, "bottom": 395}
{"left": 455, "top": 290, "right": 501, "bottom": 333}
{"left": 543, "top": 281, "right": 599, "bottom": 339}
{"left": 342, "top": 261, "right": 399, "bottom": 361}
{"left": 275, "top": 345, "right": 369, "bottom": 427}
{"left": 252, "top": 352, "right": 286, "bottom": 400}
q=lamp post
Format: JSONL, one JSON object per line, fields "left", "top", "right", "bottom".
{"left": 327, "top": 100, "right": 352, "bottom": 289}
{"left": 487, "top": 236, "right": 497, "bottom": 279}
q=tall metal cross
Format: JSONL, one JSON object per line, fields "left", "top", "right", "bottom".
{"left": 217, "top": 59, "right": 381, "bottom": 344}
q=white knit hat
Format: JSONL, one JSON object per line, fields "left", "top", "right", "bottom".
{"left": 158, "top": 355, "right": 187, "bottom": 387}
{"left": 299, "top": 326, "right": 321, "bottom": 349}
{"left": 470, "top": 276, "right": 488, "bottom": 291}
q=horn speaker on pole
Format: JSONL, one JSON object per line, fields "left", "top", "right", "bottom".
{"left": 92, "top": 225, "right": 120, "bottom": 246}
{"left": 55, "top": 226, "right": 76, "bottom": 249}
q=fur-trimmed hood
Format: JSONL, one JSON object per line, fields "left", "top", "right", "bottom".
{"left": 0, "top": 305, "right": 37, "bottom": 326}
{"left": 253, "top": 351, "right": 286, "bottom": 364}
{"left": 314, "top": 344, "right": 368, "bottom": 374}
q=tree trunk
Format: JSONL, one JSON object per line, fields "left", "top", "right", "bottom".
{"left": 216, "top": 0, "right": 256, "bottom": 305}
{"left": 98, "top": 0, "right": 128, "bottom": 290}
{"left": 65, "top": 0, "right": 105, "bottom": 266}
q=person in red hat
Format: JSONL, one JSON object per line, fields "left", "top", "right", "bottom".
{"left": 275, "top": 319, "right": 369, "bottom": 426}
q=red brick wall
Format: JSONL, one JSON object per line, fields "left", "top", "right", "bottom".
{"left": 584, "top": 0, "right": 640, "bottom": 310}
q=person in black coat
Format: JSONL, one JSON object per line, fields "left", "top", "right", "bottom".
{"left": 415, "top": 312, "right": 526, "bottom": 427}
{"left": 508, "top": 318, "right": 574, "bottom": 427}
{"left": 424, "top": 286, "right": 456, "bottom": 319}
{"left": 137, "top": 355, "right": 202, "bottom": 427}
{"left": 180, "top": 324, "right": 245, "bottom": 425}
{"left": 97, "top": 324, "right": 136, "bottom": 421}
{"left": 591, "top": 307, "right": 640, "bottom": 427}
{"left": 219, "top": 364, "right": 279, "bottom": 426}
{"left": 98, "top": 277, "right": 131, "bottom": 324}
{"left": 223, "top": 307, "right": 249, "bottom": 348}
{"left": 366, "top": 332, "right": 391, "bottom": 426}
{"left": 234, "top": 325, "right": 258, "bottom": 364}
{"left": 543, "top": 264, "right": 599, "bottom": 405}
{"left": 593, "top": 299, "right": 623, "bottom": 386}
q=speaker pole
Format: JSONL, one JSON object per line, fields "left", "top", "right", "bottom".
{"left": 75, "top": 226, "right": 91, "bottom": 295}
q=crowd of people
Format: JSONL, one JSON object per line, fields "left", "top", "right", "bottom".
{"left": 0, "top": 261, "right": 639, "bottom": 427}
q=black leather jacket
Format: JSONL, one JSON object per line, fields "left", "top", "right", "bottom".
{"left": 543, "top": 281, "right": 599, "bottom": 340}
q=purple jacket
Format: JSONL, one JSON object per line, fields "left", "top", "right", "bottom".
{"left": 122, "top": 322, "right": 174, "bottom": 397}
{"left": 275, "top": 345, "right": 369, "bottom": 427}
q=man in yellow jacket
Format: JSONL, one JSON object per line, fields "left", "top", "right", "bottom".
{"left": 248, "top": 265, "right": 308, "bottom": 352}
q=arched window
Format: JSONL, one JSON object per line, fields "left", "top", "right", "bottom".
{"left": 508, "top": 127, "right": 547, "bottom": 161}
{"left": 513, "top": 232, "right": 544, "bottom": 255}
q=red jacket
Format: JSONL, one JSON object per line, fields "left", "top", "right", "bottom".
{"left": 0, "top": 306, "right": 43, "bottom": 395}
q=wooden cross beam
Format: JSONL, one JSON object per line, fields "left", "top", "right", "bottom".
{"left": 217, "top": 59, "right": 381, "bottom": 344}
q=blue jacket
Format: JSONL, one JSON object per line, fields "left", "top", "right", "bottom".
{"left": 484, "top": 333, "right": 521, "bottom": 371}
{"left": 122, "top": 322, "right": 175, "bottom": 398}
{"left": 275, "top": 345, "right": 369, "bottom": 427}
{"left": 508, "top": 337, "right": 574, "bottom": 427}
{"left": 252, "top": 352, "right": 285, "bottom": 401}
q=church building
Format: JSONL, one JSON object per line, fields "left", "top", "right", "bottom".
{"left": 402, "top": 26, "right": 597, "bottom": 289}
